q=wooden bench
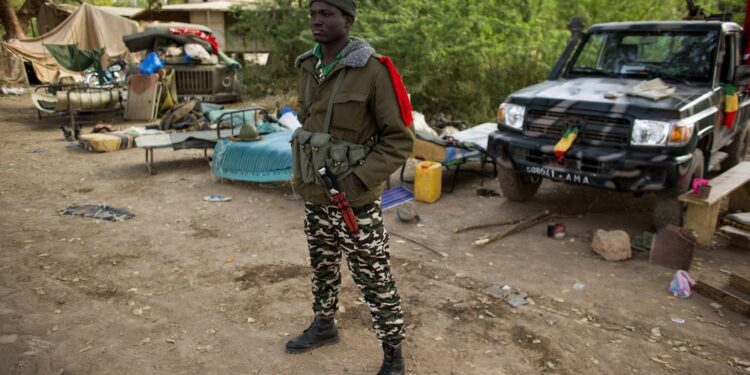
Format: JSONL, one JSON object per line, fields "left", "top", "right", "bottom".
{"left": 679, "top": 161, "right": 750, "bottom": 246}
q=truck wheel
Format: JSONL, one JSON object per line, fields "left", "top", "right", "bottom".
{"left": 497, "top": 166, "right": 542, "bottom": 202}
{"left": 722, "top": 127, "right": 749, "bottom": 170}
{"left": 653, "top": 149, "right": 704, "bottom": 229}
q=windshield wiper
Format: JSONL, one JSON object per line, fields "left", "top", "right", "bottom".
{"left": 634, "top": 68, "right": 693, "bottom": 86}
{"left": 569, "top": 67, "right": 620, "bottom": 78}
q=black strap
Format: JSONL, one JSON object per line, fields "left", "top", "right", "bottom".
{"left": 303, "top": 74, "right": 313, "bottom": 121}
{"left": 324, "top": 69, "right": 347, "bottom": 134}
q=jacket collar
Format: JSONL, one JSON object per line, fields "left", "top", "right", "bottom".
{"left": 295, "top": 38, "right": 375, "bottom": 70}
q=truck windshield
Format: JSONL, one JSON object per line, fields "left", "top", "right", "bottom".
{"left": 568, "top": 30, "right": 720, "bottom": 83}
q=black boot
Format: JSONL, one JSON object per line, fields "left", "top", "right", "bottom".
{"left": 377, "top": 343, "right": 405, "bottom": 375}
{"left": 285, "top": 316, "right": 339, "bottom": 353}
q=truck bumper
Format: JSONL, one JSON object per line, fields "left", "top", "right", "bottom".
{"left": 488, "top": 131, "right": 696, "bottom": 193}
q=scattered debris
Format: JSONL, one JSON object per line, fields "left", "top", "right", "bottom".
{"left": 710, "top": 303, "right": 723, "bottom": 309}
{"left": 493, "top": 284, "right": 530, "bottom": 308}
{"left": 29, "top": 147, "right": 46, "bottom": 154}
{"left": 591, "top": 229, "right": 632, "bottom": 261}
{"left": 650, "top": 355, "right": 676, "bottom": 371}
{"left": 671, "top": 317, "right": 686, "bottom": 324}
{"left": 0, "top": 334, "right": 18, "bottom": 344}
{"left": 668, "top": 270, "right": 696, "bottom": 299}
{"left": 474, "top": 211, "right": 552, "bottom": 246}
{"left": 390, "top": 231, "right": 445, "bottom": 258}
{"left": 204, "top": 195, "right": 232, "bottom": 202}
{"left": 247, "top": 317, "right": 256, "bottom": 323}
{"left": 58, "top": 204, "right": 134, "bottom": 222}
{"left": 194, "top": 345, "right": 214, "bottom": 352}
{"left": 547, "top": 222, "right": 566, "bottom": 240}
{"left": 650, "top": 327, "right": 662, "bottom": 338}
{"left": 603, "top": 91, "right": 620, "bottom": 99}
{"left": 631, "top": 232, "right": 654, "bottom": 252}
{"left": 476, "top": 187, "right": 500, "bottom": 197}
{"left": 454, "top": 218, "right": 523, "bottom": 234}
{"left": 572, "top": 282, "right": 586, "bottom": 291}
{"left": 396, "top": 201, "right": 420, "bottom": 223}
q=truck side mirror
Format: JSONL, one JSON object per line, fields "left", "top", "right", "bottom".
{"left": 733, "top": 65, "right": 750, "bottom": 86}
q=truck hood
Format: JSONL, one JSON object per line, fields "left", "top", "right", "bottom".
{"left": 509, "top": 77, "right": 712, "bottom": 119}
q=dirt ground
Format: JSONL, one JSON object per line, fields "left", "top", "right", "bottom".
{"left": 0, "top": 95, "right": 749, "bottom": 375}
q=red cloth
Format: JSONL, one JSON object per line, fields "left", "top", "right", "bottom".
{"left": 170, "top": 28, "right": 220, "bottom": 54}
{"left": 379, "top": 56, "right": 413, "bottom": 127}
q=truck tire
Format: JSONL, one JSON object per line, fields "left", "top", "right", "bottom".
{"left": 498, "top": 166, "right": 542, "bottom": 202}
{"left": 653, "top": 149, "right": 704, "bottom": 229}
{"left": 722, "top": 127, "right": 749, "bottom": 170}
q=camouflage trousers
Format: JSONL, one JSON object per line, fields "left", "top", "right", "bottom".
{"left": 304, "top": 199, "right": 405, "bottom": 346}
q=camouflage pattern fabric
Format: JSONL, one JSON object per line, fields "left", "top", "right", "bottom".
{"left": 304, "top": 199, "right": 405, "bottom": 346}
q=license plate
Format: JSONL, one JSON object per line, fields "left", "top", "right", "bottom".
{"left": 525, "top": 166, "right": 592, "bottom": 185}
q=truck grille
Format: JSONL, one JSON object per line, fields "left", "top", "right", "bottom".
{"left": 525, "top": 109, "right": 631, "bottom": 146}
{"left": 175, "top": 70, "right": 214, "bottom": 94}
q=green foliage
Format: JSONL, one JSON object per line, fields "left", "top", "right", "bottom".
{"left": 232, "top": 0, "right": 748, "bottom": 123}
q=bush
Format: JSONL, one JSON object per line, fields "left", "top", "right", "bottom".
{"left": 232, "top": 0, "right": 742, "bottom": 124}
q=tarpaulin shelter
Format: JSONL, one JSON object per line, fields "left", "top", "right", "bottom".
{"left": 1, "top": 3, "right": 139, "bottom": 84}
{"left": 44, "top": 45, "right": 104, "bottom": 72}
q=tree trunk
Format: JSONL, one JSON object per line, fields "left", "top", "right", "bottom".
{"left": 0, "top": 0, "right": 25, "bottom": 40}
{"left": 16, "top": 0, "right": 45, "bottom": 34}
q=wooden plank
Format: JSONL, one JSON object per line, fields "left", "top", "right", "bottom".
{"left": 683, "top": 202, "right": 721, "bottom": 246}
{"left": 413, "top": 139, "right": 447, "bottom": 162}
{"left": 729, "top": 184, "right": 750, "bottom": 212}
{"left": 124, "top": 75, "right": 160, "bottom": 121}
{"left": 679, "top": 161, "right": 750, "bottom": 206}
{"left": 720, "top": 225, "right": 750, "bottom": 238}
{"left": 730, "top": 273, "right": 750, "bottom": 295}
{"left": 720, "top": 225, "right": 750, "bottom": 250}
{"left": 694, "top": 280, "right": 750, "bottom": 317}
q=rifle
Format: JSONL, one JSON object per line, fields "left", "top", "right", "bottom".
{"left": 685, "top": 0, "right": 707, "bottom": 20}
{"left": 318, "top": 167, "right": 360, "bottom": 238}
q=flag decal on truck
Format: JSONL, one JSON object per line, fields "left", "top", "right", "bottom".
{"left": 723, "top": 84, "right": 739, "bottom": 130}
{"left": 554, "top": 127, "right": 579, "bottom": 163}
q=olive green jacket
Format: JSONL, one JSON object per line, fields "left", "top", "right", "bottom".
{"left": 293, "top": 38, "right": 415, "bottom": 207}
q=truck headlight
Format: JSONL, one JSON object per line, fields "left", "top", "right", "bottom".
{"left": 667, "top": 123, "right": 695, "bottom": 146}
{"left": 498, "top": 103, "right": 526, "bottom": 130}
{"left": 632, "top": 120, "right": 694, "bottom": 146}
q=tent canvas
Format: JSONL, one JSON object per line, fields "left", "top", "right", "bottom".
{"left": 1, "top": 3, "right": 139, "bottom": 84}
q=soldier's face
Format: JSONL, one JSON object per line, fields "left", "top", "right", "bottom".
{"left": 309, "top": 2, "right": 351, "bottom": 44}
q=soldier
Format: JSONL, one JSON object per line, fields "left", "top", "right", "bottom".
{"left": 285, "top": 1, "right": 414, "bottom": 374}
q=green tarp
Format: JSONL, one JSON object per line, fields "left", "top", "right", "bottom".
{"left": 44, "top": 44, "right": 104, "bottom": 72}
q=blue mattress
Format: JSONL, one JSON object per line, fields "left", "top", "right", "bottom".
{"left": 212, "top": 131, "right": 293, "bottom": 183}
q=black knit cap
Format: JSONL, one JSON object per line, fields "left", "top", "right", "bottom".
{"left": 309, "top": 0, "right": 356, "bottom": 18}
